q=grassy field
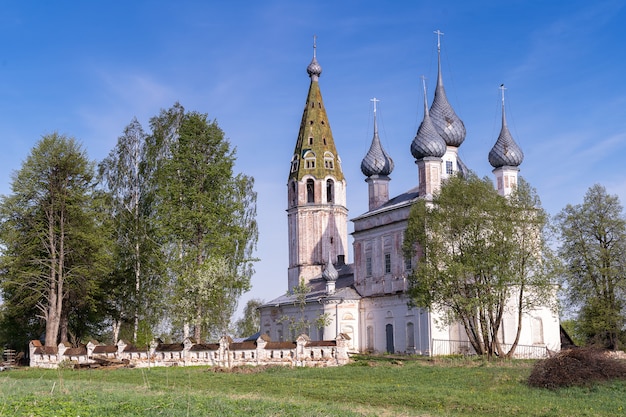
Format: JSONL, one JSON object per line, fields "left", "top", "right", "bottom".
{"left": 1, "top": 355, "right": 625, "bottom": 416}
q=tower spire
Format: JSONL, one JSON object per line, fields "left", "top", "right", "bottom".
{"left": 287, "top": 39, "right": 348, "bottom": 290}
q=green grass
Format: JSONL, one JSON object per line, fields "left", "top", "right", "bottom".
{"left": 1, "top": 356, "right": 625, "bottom": 416}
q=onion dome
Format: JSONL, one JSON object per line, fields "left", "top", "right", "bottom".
{"left": 361, "top": 98, "right": 394, "bottom": 177}
{"left": 307, "top": 37, "right": 322, "bottom": 81}
{"left": 429, "top": 31, "right": 466, "bottom": 147}
{"left": 322, "top": 256, "right": 338, "bottom": 282}
{"left": 489, "top": 85, "right": 524, "bottom": 168}
{"left": 411, "top": 78, "right": 447, "bottom": 159}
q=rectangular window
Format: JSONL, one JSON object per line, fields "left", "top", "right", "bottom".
{"left": 446, "top": 160, "right": 453, "bottom": 175}
{"left": 366, "top": 257, "right": 372, "bottom": 277}
{"left": 384, "top": 253, "right": 391, "bottom": 274}
{"left": 404, "top": 256, "right": 412, "bottom": 271}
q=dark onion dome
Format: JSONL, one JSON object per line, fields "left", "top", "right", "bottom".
{"left": 411, "top": 79, "right": 447, "bottom": 159}
{"left": 429, "top": 32, "right": 466, "bottom": 147}
{"left": 361, "top": 98, "right": 394, "bottom": 177}
{"left": 307, "top": 37, "right": 322, "bottom": 80}
{"left": 322, "top": 257, "right": 338, "bottom": 282}
{"left": 488, "top": 85, "right": 524, "bottom": 168}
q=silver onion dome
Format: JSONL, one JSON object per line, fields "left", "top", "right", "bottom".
{"left": 361, "top": 98, "right": 394, "bottom": 177}
{"left": 322, "top": 257, "right": 338, "bottom": 282}
{"left": 489, "top": 85, "right": 524, "bottom": 168}
{"left": 411, "top": 79, "right": 447, "bottom": 159}
{"left": 429, "top": 34, "right": 466, "bottom": 147}
{"left": 307, "top": 37, "right": 322, "bottom": 80}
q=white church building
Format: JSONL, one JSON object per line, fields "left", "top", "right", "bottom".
{"left": 259, "top": 36, "right": 561, "bottom": 357}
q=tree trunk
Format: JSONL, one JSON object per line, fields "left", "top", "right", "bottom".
{"left": 194, "top": 306, "right": 202, "bottom": 342}
{"left": 59, "top": 313, "right": 69, "bottom": 343}
{"left": 112, "top": 318, "right": 121, "bottom": 344}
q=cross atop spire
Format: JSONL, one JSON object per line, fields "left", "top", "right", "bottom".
{"left": 499, "top": 84, "right": 507, "bottom": 122}
{"left": 313, "top": 34, "right": 317, "bottom": 58}
{"left": 370, "top": 97, "right": 380, "bottom": 134}
{"left": 370, "top": 97, "right": 379, "bottom": 114}
{"left": 434, "top": 29, "right": 444, "bottom": 50}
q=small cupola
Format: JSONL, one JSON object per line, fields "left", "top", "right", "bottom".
{"left": 322, "top": 254, "right": 339, "bottom": 295}
{"left": 488, "top": 84, "right": 524, "bottom": 169}
{"left": 429, "top": 30, "right": 466, "bottom": 148}
{"left": 411, "top": 78, "right": 447, "bottom": 160}
{"left": 361, "top": 98, "right": 394, "bottom": 177}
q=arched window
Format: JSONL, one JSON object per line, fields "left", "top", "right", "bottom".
{"left": 306, "top": 179, "right": 315, "bottom": 203}
{"left": 326, "top": 179, "right": 334, "bottom": 203}
{"left": 366, "top": 326, "right": 374, "bottom": 351}
{"left": 407, "top": 322, "right": 415, "bottom": 351}
{"left": 532, "top": 317, "right": 544, "bottom": 345}
{"left": 324, "top": 151, "right": 334, "bottom": 169}
{"left": 290, "top": 182, "right": 297, "bottom": 206}
{"left": 304, "top": 151, "right": 316, "bottom": 169}
{"left": 290, "top": 155, "right": 299, "bottom": 173}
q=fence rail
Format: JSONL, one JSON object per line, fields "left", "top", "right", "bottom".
{"left": 431, "top": 339, "right": 548, "bottom": 358}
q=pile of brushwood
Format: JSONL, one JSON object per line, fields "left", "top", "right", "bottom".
{"left": 528, "top": 347, "right": 626, "bottom": 389}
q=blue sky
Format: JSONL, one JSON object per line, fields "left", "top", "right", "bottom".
{"left": 1, "top": 1, "right": 625, "bottom": 318}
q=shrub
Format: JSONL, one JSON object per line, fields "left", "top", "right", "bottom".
{"left": 528, "top": 348, "right": 626, "bottom": 389}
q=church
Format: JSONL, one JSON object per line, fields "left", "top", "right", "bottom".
{"left": 258, "top": 35, "right": 561, "bottom": 357}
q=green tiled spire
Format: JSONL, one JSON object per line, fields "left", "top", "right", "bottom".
{"left": 288, "top": 43, "right": 344, "bottom": 182}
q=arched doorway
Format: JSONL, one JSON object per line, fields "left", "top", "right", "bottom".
{"left": 385, "top": 324, "right": 394, "bottom": 353}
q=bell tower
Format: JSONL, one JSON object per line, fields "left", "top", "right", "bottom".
{"left": 286, "top": 38, "right": 348, "bottom": 291}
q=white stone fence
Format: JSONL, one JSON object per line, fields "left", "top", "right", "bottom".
{"left": 29, "top": 333, "right": 351, "bottom": 369}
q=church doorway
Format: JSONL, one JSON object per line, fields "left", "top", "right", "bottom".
{"left": 385, "top": 324, "right": 394, "bottom": 353}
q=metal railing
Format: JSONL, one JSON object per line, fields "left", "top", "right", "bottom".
{"left": 431, "top": 339, "right": 548, "bottom": 358}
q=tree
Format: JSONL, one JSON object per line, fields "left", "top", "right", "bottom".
{"left": 277, "top": 278, "right": 330, "bottom": 340}
{"left": 147, "top": 104, "right": 258, "bottom": 341}
{"left": 403, "top": 173, "right": 556, "bottom": 358}
{"left": 555, "top": 184, "right": 626, "bottom": 349}
{"left": 0, "top": 134, "right": 110, "bottom": 346}
{"left": 99, "top": 118, "right": 164, "bottom": 344}
{"left": 235, "top": 298, "right": 263, "bottom": 338}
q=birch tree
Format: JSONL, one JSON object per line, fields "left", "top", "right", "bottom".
{"left": 99, "top": 118, "right": 164, "bottom": 344}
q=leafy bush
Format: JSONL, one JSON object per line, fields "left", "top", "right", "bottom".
{"left": 528, "top": 348, "right": 626, "bottom": 389}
